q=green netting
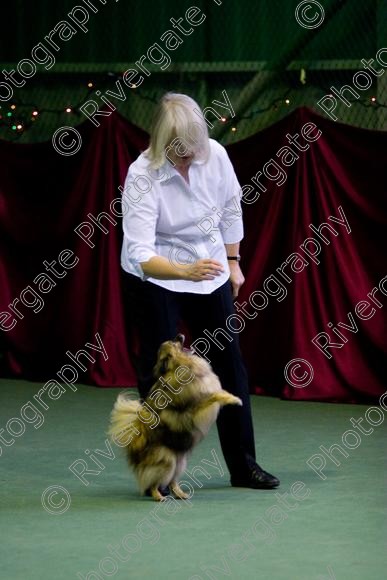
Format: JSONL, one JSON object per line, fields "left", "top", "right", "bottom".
{"left": 0, "top": 0, "right": 385, "bottom": 143}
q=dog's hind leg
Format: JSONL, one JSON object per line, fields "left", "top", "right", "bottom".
{"left": 150, "top": 486, "right": 169, "bottom": 502}
{"left": 137, "top": 447, "right": 176, "bottom": 500}
{"left": 170, "top": 455, "right": 190, "bottom": 500}
{"left": 170, "top": 482, "right": 190, "bottom": 500}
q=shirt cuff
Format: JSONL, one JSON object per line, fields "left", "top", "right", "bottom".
{"left": 129, "top": 250, "right": 157, "bottom": 281}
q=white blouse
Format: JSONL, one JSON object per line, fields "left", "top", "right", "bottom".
{"left": 120, "top": 139, "right": 243, "bottom": 294}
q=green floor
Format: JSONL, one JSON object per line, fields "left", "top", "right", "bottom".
{"left": 0, "top": 379, "right": 385, "bottom": 580}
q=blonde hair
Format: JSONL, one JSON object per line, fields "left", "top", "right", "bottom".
{"left": 145, "top": 93, "right": 210, "bottom": 169}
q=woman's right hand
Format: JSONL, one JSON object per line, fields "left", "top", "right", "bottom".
{"left": 182, "top": 259, "right": 224, "bottom": 281}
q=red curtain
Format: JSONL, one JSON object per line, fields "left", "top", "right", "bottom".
{"left": 227, "top": 107, "right": 387, "bottom": 403}
{"left": 0, "top": 114, "right": 147, "bottom": 387}
{"left": 0, "top": 108, "right": 386, "bottom": 402}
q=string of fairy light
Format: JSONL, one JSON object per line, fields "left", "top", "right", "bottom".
{"left": 0, "top": 82, "right": 96, "bottom": 137}
{"left": 0, "top": 75, "right": 385, "bottom": 139}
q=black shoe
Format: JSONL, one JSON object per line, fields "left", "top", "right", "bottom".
{"left": 145, "top": 485, "right": 170, "bottom": 497}
{"left": 231, "top": 466, "right": 280, "bottom": 489}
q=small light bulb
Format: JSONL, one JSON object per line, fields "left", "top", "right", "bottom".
{"left": 231, "top": 126, "right": 237, "bottom": 132}
{"left": 16, "top": 123, "right": 23, "bottom": 130}
{"left": 65, "top": 107, "right": 72, "bottom": 113}
{"left": 87, "top": 82, "right": 93, "bottom": 88}
{"left": 371, "top": 96, "right": 376, "bottom": 102}
{"left": 32, "top": 110, "right": 39, "bottom": 117}
{"left": 285, "top": 99, "right": 290, "bottom": 105}
{"left": 10, "top": 104, "right": 16, "bottom": 110}
{"left": 221, "top": 116, "right": 227, "bottom": 122}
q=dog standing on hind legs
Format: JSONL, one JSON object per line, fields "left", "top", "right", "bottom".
{"left": 108, "top": 334, "right": 242, "bottom": 501}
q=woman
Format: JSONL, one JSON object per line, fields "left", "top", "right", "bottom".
{"left": 121, "top": 93, "right": 279, "bottom": 490}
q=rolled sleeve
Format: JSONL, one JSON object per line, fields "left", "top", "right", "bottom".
{"left": 218, "top": 148, "right": 244, "bottom": 244}
{"left": 219, "top": 195, "right": 244, "bottom": 243}
{"left": 121, "top": 168, "right": 159, "bottom": 280}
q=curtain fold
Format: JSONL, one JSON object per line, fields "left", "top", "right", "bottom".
{"left": 0, "top": 107, "right": 386, "bottom": 402}
{"left": 227, "top": 107, "right": 386, "bottom": 402}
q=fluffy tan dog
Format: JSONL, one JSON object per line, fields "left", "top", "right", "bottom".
{"left": 108, "top": 334, "right": 242, "bottom": 501}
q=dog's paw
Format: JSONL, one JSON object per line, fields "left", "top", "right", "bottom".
{"left": 170, "top": 483, "right": 190, "bottom": 500}
{"left": 150, "top": 487, "right": 168, "bottom": 502}
{"left": 225, "top": 394, "right": 242, "bottom": 406}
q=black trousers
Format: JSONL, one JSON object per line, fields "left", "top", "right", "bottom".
{"left": 123, "top": 271, "right": 257, "bottom": 480}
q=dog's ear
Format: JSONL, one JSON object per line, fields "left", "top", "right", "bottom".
{"left": 154, "top": 353, "right": 172, "bottom": 377}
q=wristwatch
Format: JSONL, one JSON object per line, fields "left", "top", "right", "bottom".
{"left": 227, "top": 256, "right": 241, "bottom": 261}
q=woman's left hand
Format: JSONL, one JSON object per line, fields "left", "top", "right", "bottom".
{"left": 229, "top": 262, "right": 245, "bottom": 299}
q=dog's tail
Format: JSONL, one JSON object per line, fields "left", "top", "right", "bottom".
{"left": 108, "top": 392, "right": 144, "bottom": 448}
